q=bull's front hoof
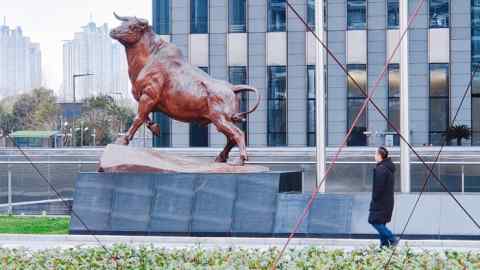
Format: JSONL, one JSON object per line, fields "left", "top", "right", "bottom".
{"left": 149, "top": 124, "right": 161, "bottom": 137}
{"left": 115, "top": 136, "right": 129, "bottom": 145}
{"left": 228, "top": 157, "right": 245, "bottom": 166}
{"left": 215, "top": 155, "right": 228, "bottom": 163}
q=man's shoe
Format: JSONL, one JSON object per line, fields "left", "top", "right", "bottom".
{"left": 390, "top": 238, "right": 400, "bottom": 247}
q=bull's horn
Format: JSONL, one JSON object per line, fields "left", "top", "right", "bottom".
{"left": 134, "top": 16, "right": 148, "bottom": 25}
{"left": 113, "top": 12, "right": 128, "bottom": 21}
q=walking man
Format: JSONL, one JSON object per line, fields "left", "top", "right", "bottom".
{"left": 368, "top": 146, "right": 399, "bottom": 248}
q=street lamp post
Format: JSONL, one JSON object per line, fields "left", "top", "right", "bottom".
{"left": 72, "top": 73, "right": 94, "bottom": 147}
{"left": 72, "top": 73, "right": 95, "bottom": 103}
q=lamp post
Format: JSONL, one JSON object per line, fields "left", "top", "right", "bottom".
{"left": 72, "top": 73, "right": 95, "bottom": 103}
{"left": 72, "top": 73, "right": 94, "bottom": 147}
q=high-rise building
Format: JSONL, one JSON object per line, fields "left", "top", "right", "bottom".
{"left": 0, "top": 22, "right": 42, "bottom": 98}
{"left": 61, "top": 22, "right": 129, "bottom": 102}
{"left": 151, "top": 0, "right": 478, "bottom": 149}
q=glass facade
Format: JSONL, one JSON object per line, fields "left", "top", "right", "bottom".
{"left": 307, "top": 65, "right": 316, "bottom": 146}
{"left": 268, "top": 0, "right": 286, "bottom": 32}
{"left": 191, "top": 0, "right": 208, "bottom": 33}
{"left": 347, "top": 0, "right": 367, "bottom": 30}
{"left": 388, "top": 64, "right": 400, "bottom": 146}
{"left": 153, "top": 0, "right": 171, "bottom": 34}
{"left": 229, "top": 66, "right": 248, "bottom": 144}
{"left": 429, "top": 63, "right": 450, "bottom": 145}
{"left": 190, "top": 67, "right": 209, "bottom": 147}
{"left": 430, "top": 0, "right": 449, "bottom": 28}
{"left": 347, "top": 64, "right": 367, "bottom": 146}
{"left": 473, "top": 1, "right": 480, "bottom": 145}
{"left": 152, "top": 0, "right": 171, "bottom": 147}
{"left": 268, "top": 66, "right": 287, "bottom": 146}
{"left": 152, "top": 112, "right": 171, "bottom": 147}
{"left": 229, "top": 0, "right": 246, "bottom": 32}
{"left": 307, "top": 0, "right": 315, "bottom": 28}
{"left": 387, "top": 0, "right": 399, "bottom": 29}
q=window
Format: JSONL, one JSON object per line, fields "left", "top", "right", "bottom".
{"left": 153, "top": 0, "right": 171, "bottom": 34}
{"left": 191, "top": 0, "right": 208, "bottom": 33}
{"left": 347, "top": 64, "right": 367, "bottom": 146}
{"left": 429, "top": 63, "right": 449, "bottom": 145}
{"left": 347, "top": 0, "right": 366, "bottom": 30}
{"left": 387, "top": 0, "right": 399, "bottom": 29}
{"left": 267, "top": 66, "right": 287, "bottom": 146}
{"left": 388, "top": 64, "right": 400, "bottom": 146}
{"left": 307, "top": 0, "right": 315, "bottom": 28}
{"left": 472, "top": 2, "right": 480, "bottom": 145}
{"left": 472, "top": 65, "right": 480, "bottom": 145}
{"left": 190, "top": 67, "right": 209, "bottom": 147}
{"left": 430, "top": 0, "right": 449, "bottom": 28}
{"left": 152, "top": 112, "right": 171, "bottom": 147}
{"left": 229, "top": 66, "right": 248, "bottom": 145}
{"left": 268, "top": 0, "right": 286, "bottom": 32}
{"left": 307, "top": 65, "right": 316, "bottom": 146}
{"left": 229, "top": 0, "right": 246, "bottom": 32}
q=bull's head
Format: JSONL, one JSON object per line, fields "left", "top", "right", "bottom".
{"left": 110, "top": 13, "right": 150, "bottom": 46}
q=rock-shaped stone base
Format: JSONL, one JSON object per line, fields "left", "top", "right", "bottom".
{"left": 99, "top": 144, "right": 269, "bottom": 173}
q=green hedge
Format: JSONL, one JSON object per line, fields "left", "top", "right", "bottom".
{"left": 0, "top": 245, "right": 478, "bottom": 269}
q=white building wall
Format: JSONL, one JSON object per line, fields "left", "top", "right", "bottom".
{"left": 0, "top": 24, "right": 42, "bottom": 98}
{"left": 62, "top": 22, "right": 130, "bottom": 102}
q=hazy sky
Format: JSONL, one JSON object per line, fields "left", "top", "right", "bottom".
{"left": 1, "top": 0, "right": 151, "bottom": 92}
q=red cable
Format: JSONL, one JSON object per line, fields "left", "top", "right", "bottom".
{"left": 270, "top": 1, "right": 427, "bottom": 269}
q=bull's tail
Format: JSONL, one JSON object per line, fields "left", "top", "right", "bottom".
{"left": 231, "top": 85, "right": 261, "bottom": 122}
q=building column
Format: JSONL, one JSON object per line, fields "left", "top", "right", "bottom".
{"left": 315, "top": 0, "right": 326, "bottom": 191}
{"left": 400, "top": 0, "right": 410, "bottom": 192}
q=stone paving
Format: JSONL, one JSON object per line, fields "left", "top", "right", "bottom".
{"left": 0, "top": 235, "right": 479, "bottom": 252}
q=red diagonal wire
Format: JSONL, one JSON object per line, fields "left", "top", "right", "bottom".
{"left": 270, "top": 1, "right": 427, "bottom": 269}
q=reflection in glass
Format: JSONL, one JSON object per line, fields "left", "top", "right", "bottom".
{"left": 229, "top": 0, "right": 246, "bottom": 32}
{"left": 268, "top": 0, "right": 286, "bottom": 32}
{"left": 347, "top": 0, "right": 366, "bottom": 30}
{"left": 307, "top": 65, "right": 316, "bottom": 146}
{"left": 429, "top": 63, "right": 449, "bottom": 145}
{"left": 347, "top": 64, "right": 367, "bottom": 146}
{"left": 411, "top": 164, "right": 461, "bottom": 192}
{"left": 229, "top": 66, "right": 248, "bottom": 145}
{"left": 464, "top": 165, "right": 480, "bottom": 192}
{"left": 268, "top": 66, "right": 287, "bottom": 146}
{"left": 191, "top": 0, "right": 208, "bottom": 33}
{"left": 387, "top": 0, "right": 399, "bottom": 29}
{"left": 473, "top": 2, "right": 480, "bottom": 144}
{"left": 154, "top": 0, "right": 170, "bottom": 34}
{"left": 388, "top": 64, "right": 400, "bottom": 145}
{"left": 307, "top": 0, "right": 315, "bottom": 28}
{"left": 429, "top": 0, "right": 449, "bottom": 28}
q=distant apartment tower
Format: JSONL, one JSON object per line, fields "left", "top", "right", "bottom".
{"left": 0, "top": 23, "right": 42, "bottom": 99}
{"left": 62, "top": 22, "right": 129, "bottom": 102}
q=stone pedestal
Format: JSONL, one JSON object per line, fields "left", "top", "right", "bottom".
{"left": 70, "top": 171, "right": 302, "bottom": 235}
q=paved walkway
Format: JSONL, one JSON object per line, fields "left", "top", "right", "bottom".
{"left": 0, "top": 235, "right": 479, "bottom": 252}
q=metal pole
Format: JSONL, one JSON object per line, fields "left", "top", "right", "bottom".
{"left": 7, "top": 164, "right": 12, "bottom": 215}
{"left": 72, "top": 75, "right": 76, "bottom": 103}
{"left": 315, "top": 0, "right": 326, "bottom": 192}
{"left": 400, "top": 0, "right": 411, "bottom": 192}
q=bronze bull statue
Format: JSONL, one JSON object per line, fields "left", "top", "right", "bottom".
{"left": 110, "top": 13, "right": 260, "bottom": 165}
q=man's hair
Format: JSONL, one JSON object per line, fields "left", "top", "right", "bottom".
{"left": 377, "top": 146, "right": 389, "bottom": 159}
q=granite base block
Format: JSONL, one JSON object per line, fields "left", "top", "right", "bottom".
{"left": 70, "top": 171, "right": 302, "bottom": 235}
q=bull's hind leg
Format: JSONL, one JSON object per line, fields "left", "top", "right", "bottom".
{"left": 212, "top": 115, "right": 247, "bottom": 166}
{"left": 215, "top": 138, "right": 235, "bottom": 163}
{"left": 116, "top": 95, "right": 156, "bottom": 145}
{"left": 146, "top": 116, "right": 161, "bottom": 137}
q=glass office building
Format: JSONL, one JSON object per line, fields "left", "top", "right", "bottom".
{"left": 152, "top": 0, "right": 478, "bottom": 148}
